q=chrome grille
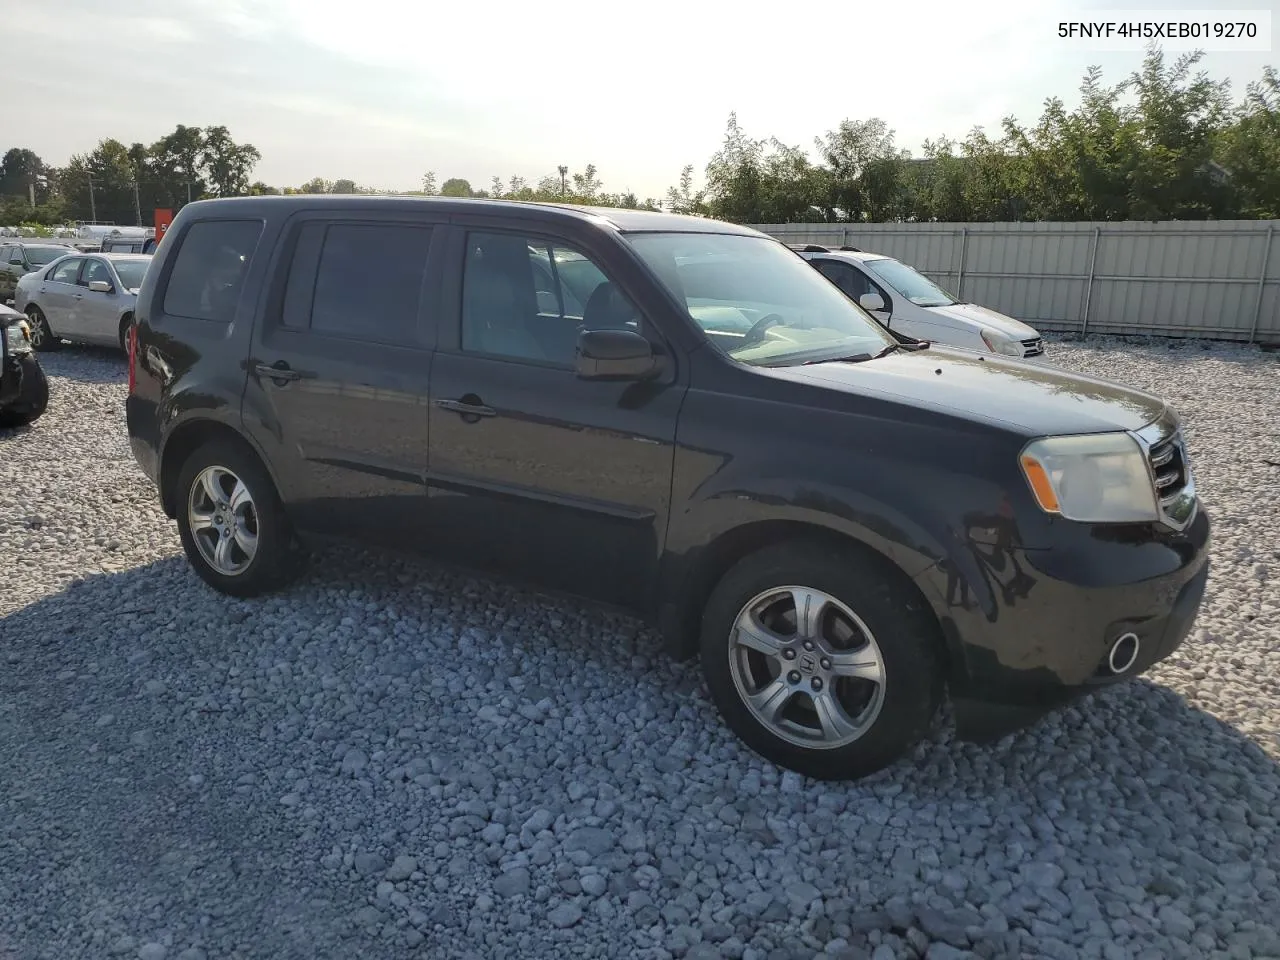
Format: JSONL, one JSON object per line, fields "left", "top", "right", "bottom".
{"left": 1138, "top": 420, "right": 1197, "bottom": 529}
{"left": 1021, "top": 337, "right": 1045, "bottom": 357}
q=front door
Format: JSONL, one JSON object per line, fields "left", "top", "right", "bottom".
{"left": 76, "top": 258, "right": 121, "bottom": 345}
{"left": 241, "top": 213, "right": 442, "bottom": 547}
{"left": 425, "top": 224, "right": 687, "bottom": 612}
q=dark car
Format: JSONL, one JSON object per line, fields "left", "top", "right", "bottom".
{"left": 0, "top": 240, "right": 77, "bottom": 303}
{"left": 0, "top": 303, "right": 48, "bottom": 428}
{"left": 124, "top": 196, "right": 1209, "bottom": 780}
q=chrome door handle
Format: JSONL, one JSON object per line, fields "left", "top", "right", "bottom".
{"left": 434, "top": 398, "right": 496, "bottom": 418}
{"left": 253, "top": 360, "right": 304, "bottom": 383}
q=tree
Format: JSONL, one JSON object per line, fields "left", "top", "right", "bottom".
{"left": 200, "top": 125, "right": 261, "bottom": 197}
{"left": 421, "top": 171, "right": 437, "bottom": 195}
{"left": 1218, "top": 65, "right": 1280, "bottom": 218}
{"left": 148, "top": 124, "right": 208, "bottom": 205}
{"left": 0, "top": 148, "right": 50, "bottom": 205}
{"left": 298, "top": 177, "right": 333, "bottom": 194}
{"left": 330, "top": 179, "right": 358, "bottom": 194}
{"left": 666, "top": 164, "right": 707, "bottom": 215}
{"left": 1122, "top": 46, "right": 1231, "bottom": 219}
{"left": 440, "top": 177, "right": 473, "bottom": 197}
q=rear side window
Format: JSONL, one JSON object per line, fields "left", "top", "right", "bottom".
{"left": 163, "top": 220, "right": 263, "bottom": 322}
{"left": 286, "top": 222, "right": 432, "bottom": 345}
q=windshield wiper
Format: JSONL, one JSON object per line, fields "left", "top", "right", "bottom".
{"left": 801, "top": 352, "right": 873, "bottom": 365}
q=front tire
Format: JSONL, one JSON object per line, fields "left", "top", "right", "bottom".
{"left": 118, "top": 314, "right": 134, "bottom": 354}
{"left": 0, "top": 357, "right": 49, "bottom": 428}
{"left": 175, "top": 439, "right": 303, "bottom": 597}
{"left": 24, "top": 306, "right": 60, "bottom": 352}
{"left": 699, "top": 540, "right": 943, "bottom": 781}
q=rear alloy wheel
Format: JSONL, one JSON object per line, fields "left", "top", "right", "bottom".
{"left": 175, "top": 439, "right": 304, "bottom": 596}
{"left": 118, "top": 315, "right": 134, "bottom": 354}
{"left": 700, "top": 541, "right": 942, "bottom": 781}
{"left": 25, "top": 306, "right": 59, "bottom": 352}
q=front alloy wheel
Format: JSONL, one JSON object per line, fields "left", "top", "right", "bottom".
{"left": 729, "top": 586, "right": 886, "bottom": 749}
{"left": 700, "top": 541, "right": 943, "bottom": 781}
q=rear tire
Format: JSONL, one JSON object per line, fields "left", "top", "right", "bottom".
{"left": 175, "top": 438, "right": 304, "bottom": 597}
{"left": 699, "top": 540, "right": 943, "bottom": 781}
{"left": 24, "top": 305, "right": 60, "bottom": 352}
{"left": 118, "top": 314, "right": 134, "bottom": 354}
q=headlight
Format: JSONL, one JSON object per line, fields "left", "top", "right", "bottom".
{"left": 3, "top": 320, "right": 32, "bottom": 356}
{"left": 980, "top": 328, "right": 1023, "bottom": 357}
{"left": 1020, "top": 432, "right": 1158, "bottom": 523}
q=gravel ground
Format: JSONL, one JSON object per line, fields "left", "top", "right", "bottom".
{"left": 1, "top": 337, "right": 1278, "bottom": 960}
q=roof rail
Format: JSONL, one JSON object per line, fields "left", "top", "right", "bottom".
{"left": 795, "top": 243, "right": 829, "bottom": 252}
{"left": 838, "top": 245, "right": 861, "bottom": 252}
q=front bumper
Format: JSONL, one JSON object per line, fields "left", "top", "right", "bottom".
{"left": 919, "top": 507, "right": 1211, "bottom": 741}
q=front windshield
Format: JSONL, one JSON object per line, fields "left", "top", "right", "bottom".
{"left": 112, "top": 259, "right": 148, "bottom": 290}
{"left": 25, "top": 245, "right": 70, "bottom": 266}
{"left": 625, "top": 232, "right": 894, "bottom": 366}
{"left": 862, "top": 257, "right": 956, "bottom": 307}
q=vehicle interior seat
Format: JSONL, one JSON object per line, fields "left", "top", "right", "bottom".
{"left": 463, "top": 257, "right": 547, "bottom": 361}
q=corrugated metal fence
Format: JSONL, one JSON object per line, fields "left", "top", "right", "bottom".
{"left": 751, "top": 220, "right": 1280, "bottom": 344}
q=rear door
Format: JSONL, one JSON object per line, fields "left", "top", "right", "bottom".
{"left": 241, "top": 211, "right": 442, "bottom": 546}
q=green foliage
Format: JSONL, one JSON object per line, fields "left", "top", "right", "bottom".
{"left": 4, "top": 47, "right": 1277, "bottom": 228}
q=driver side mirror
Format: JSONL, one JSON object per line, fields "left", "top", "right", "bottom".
{"left": 859, "top": 292, "right": 886, "bottom": 312}
{"left": 575, "top": 328, "right": 661, "bottom": 381}
{"left": 87, "top": 280, "right": 113, "bottom": 293}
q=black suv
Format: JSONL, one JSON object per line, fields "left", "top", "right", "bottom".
{"left": 125, "top": 197, "right": 1210, "bottom": 780}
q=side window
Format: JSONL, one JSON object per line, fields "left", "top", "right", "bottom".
{"left": 308, "top": 223, "right": 432, "bottom": 343}
{"left": 50, "top": 258, "right": 82, "bottom": 284}
{"left": 163, "top": 220, "right": 264, "bottom": 322}
{"left": 0, "top": 246, "right": 12, "bottom": 263}
{"left": 81, "top": 259, "right": 113, "bottom": 287}
{"left": 461, "top": 231, "right": 639, "bottom": 366}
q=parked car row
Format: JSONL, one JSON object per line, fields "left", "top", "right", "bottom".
{"left": 124, "top": 195, "right": 1207, "bottom": 781}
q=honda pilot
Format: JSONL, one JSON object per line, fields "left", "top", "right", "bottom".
{"left": 125, "top": 196, "right": 1210, "bottom": 780}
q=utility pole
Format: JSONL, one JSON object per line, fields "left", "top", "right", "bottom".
{"left": 88, "top": 176, "right": 97, "bottom": 222}
{"left": 28, "top": 181, "right": 35, "bottom": 209}
{"left": 186, "top": 182, "right": 192, "bottom": 206}
{"left": 558, "top": 165, "right": 568, "bottom": 196}
{"left": 133, "top": 180, "right": 142, "bottom": 226}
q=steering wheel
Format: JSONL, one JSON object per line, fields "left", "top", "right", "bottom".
{"left": 741, "top": 313, "right": 786, "bottom": 346}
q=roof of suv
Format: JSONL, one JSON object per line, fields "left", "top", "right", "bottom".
{"left": 176, "top": 195, "right": 761, "bottom": 237}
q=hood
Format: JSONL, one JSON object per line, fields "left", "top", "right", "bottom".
{"left": 766, "top": 346, "right": 1166, "bottom": 437}
{"left": 923, "top": 302, "right": 1039, "bottom": 339}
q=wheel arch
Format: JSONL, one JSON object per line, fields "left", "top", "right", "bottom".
{"left": 660, "top": 518, "right": 961, "bottom": 680}
{"left": 158, "top": 418, "right": 280, "bottom": 520}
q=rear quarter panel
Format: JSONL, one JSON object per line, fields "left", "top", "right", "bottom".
{"left": 129, "top": 207, "right": 281, "bottom": 495}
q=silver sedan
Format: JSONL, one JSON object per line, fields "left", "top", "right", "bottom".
{"left": 14, "top": 253, "right": 150, "bottom": 353}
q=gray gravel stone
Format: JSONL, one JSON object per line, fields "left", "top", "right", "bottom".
{"left": 1, "top": 341, "right": 1278, "bottom": 959}
{"left": 547, "top": 901, "right": 583, "bottom": 928}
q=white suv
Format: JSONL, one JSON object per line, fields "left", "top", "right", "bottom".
{"left": 797, "top": 245, "right": 1045, "bottom": 359}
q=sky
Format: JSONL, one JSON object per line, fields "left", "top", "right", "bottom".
{"left": 8, "top": 0, "right": 1278, "bottom": 199}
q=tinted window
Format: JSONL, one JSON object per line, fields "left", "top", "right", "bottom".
{"left": 50, "top": 259, "right": 82, "bottom": 284}
{"left": 81, "top": 259, "right": 113, "bottom": 287}
{"left": 309, "top": 224, "right": 432, "bottom": 343}
{"left": 163, "top": 220, "right": 263, "bottom": 322}
{"left": 462, "top": 232, "right": 635, "bottom": 365}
